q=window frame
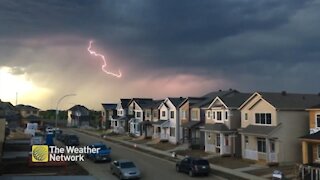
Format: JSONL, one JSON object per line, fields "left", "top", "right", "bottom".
{"left": 257, "top": 138, "right": 266, "bottom": 153}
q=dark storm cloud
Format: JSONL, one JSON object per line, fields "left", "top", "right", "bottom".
{"left": 0, "top": 0, "right": 320, "bottom": 109}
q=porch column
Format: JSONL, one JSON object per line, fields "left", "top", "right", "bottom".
{"left": 302, "top": 141, "right": 309, "bottom": 164}
{"left": 220, "top": 133, "right": 224, "bottom": 155}
{"left": 266, "top": 138, "right": 270, "bottom": 163}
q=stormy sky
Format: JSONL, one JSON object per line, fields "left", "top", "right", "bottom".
{"left": 0, "top": 0, "right": 319, "bottom": 110}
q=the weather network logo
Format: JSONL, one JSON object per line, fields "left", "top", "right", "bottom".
{"left": 32, "top": 145, "right": 49, "bottom": 162}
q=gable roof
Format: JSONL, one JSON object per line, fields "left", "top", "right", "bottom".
{"left": 15, "top": 104, "right": 40, "bottom": 111}
{"left": 191, "top": 89, "right": 241, "bottom": 108}
{"left": 128, "top": 98, "right": 153, "bottom": 109}
{"left": 120, "top": 99, "right": 131, "bottom": 109}
{"left": 167, "top": 97, "right": 186, "bottom": 107}
{"left": 102, "top": 103, "right": 117, "bottom": 110}
{"left": 209, "top": 93, "right": 251, "bottom": 109}
{"left": 300, "top": 131, "right": 320, "bottom": 140}
{"left": 68, "top": 105, "right": 90, "bottom": 114}
{"left": 240, "top": 92, "right": 320, "bottom": 110}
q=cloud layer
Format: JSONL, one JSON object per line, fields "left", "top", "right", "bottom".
{"left": 0, "top": 0, "right": 319, "bottom": 110}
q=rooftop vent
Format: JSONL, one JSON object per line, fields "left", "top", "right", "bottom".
{"left": 281, "top": 91, "right": 287, "bottom": 96}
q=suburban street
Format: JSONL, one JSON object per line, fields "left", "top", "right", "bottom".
{"left": 62, "top": 129, "right": 226, "bottom": 180}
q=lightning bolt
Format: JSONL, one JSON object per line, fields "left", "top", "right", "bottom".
{"left": 87, "top": 40, "right": 122, "bottom": 78}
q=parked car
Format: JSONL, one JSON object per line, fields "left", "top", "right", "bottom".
{"left": 56, "top": 133, "right": 68, "bottom": 142}
{"left": 110, "top": 160, "right": 141, "bottom": 179}
{"left": 86, "top": 143, "right": 112, "bottom": 162}
{"left": 64, "top": 135, "right": 80, "bottom": 146}
{"left": 176, "top": 157, "right": 210, "bottom": 177}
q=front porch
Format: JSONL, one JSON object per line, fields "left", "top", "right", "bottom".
{"left": 152, "top": 120, "right": 170, "bottom": 141}
{"left": 181, "top": 121, "right": 204, "bottom": 149}
{"left": 204, "top": 131, "right": 233, "bottom": 156}
{"left": 129, "top": 118, "right": 141, "bottom": 136}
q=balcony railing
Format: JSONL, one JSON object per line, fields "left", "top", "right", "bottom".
{"left": 221, "top": 145, "right": 231, "bottom": 155}
{"left": 268, "top": 152, "right": 278, "bottom": 163}
{"left": 244, "top": 149, "right": 258, "bottom": 160}
{"left": 160, "top": 133, "right": 169, "bottom": 140}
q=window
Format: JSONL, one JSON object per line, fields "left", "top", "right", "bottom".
{"left": 170, "top": 111, "right": 175, "bottom": 119}
{"left": 257, "top": 138, "right": 266, "bottom": 153}
{"left": 136, "top": 112, "right": 141, "bottom": 118}
{"left": 181, "top": 110, "right": 186, "bottom": 119}
{"left": 207, "top": 111, "right": 211, "bottom": 119}
{"left": 161, "top": 111, "right": 166, "bottom": 117}
{"left": 316, "top": 114, "right": 320, "bottom": 128}
{"left": 225, "top": 111, "right": 228, "bottom": 120}
{"left": 245, "top": 113, "right": 248, "bottom": 120}
{"left": 217, "top": 111, "right": 222, "bottom": 121}
{"left": 115, "top": 121, "right": 118, "bottom": 127}
{"left": 170, "top": 127, "right": 175, "bottom": 137}
{"left": 212, "top": 111, "right": 215, "bottom": 119}
{"left": 153, "top": 111, "right": 158, "bottom": 118}
{"left": 245, "top": 136, "right": 249, "bottom": 148}
{"left": 216, "top": 134, "right": 221, "bottom": 147}
{"left": 255, "top": 113, "right": 272, "bottom": 125}
{"left": 146, "top": 111, "right": 150, "bottom": 118}
{"left": 191, "top": 110, "right": 198, "bottom": 120}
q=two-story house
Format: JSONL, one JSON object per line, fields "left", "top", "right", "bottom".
{"left": 203, "top": 92, "right": 250, "bottom": 156}
{"left": 15, "top": 104, "right": 40, "bottom": 126}
{"left": 239, "top": 92, "right": 320, "bottom": 165}
{"left": 101, "top": 103, "right": 117, "bottom": 129}
{"left": 110, "top": 99, "right": 131, "bottom": 133}
{"left": 128, "top": 98, "right": 153, "bottom": 136}
{"left": 0, "top": 99, "right": 20, "bottom": 128}
{"left": 300, "top": 103, "right": 320, "bottom": 166}
{"left": 67, "top": 105, "right": 90, "bottom": 127}
{"left": 158, "top": 97, "right": 185, "bottom": 144}
{"left": 139, "top": 100, "right": 163, "bottom": 139}
{"left": 182, "top": 90, "right": 240, "bottom": 149}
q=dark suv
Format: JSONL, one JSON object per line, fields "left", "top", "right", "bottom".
{"left": 176, "top": 157, "right": 210, "bottom": 177}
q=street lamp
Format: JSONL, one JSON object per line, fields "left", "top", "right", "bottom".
{"left": 55, "top": 93, "right": 76, "bottom": 128}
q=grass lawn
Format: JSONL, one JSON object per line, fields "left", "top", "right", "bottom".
{"left": 209, "top": 156, "right": 256, "bottom": 169}
{"left": 148, "top": 142, "right": 178, "bottom": 151}
{"left": 174, "top": 149, "right": 211, "bottom": 158}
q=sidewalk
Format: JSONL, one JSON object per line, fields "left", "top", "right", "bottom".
{"left": 74, "top": 128, "right": 267, "bottom": 180}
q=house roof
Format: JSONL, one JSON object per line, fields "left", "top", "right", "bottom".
{"left": 68, "top": 105, "right": 90, "bottom": 114}
{"left": 128, "top": 98, "right": 153, "bottom": 109}
{"left": 168, "top": 97, "right": 186, "bottom": 107}
{"left": 249, "top": 92, "right": 320, "bottom": 110}
{"left": 120, "top": 99, "right": 131, "bottom": 109}
{"left": 239, "top": 125, "right": 277, "bottom": 136}
{"left": 191, "top": 89, "right": 241, "bottom": 108}
{"left": 308, "top": 103, "right": 320, "bottom": 109}
{"left": 151, "top": 120, "right": 168, "bottom": 125}
{"left": 181, "top": 121, "right": 202, "bottom": 129}
{"left": 15, "top": 104, "right": 40, "bottom": 111}
{"left": 203, "top": 123, "right": 232, "bottom": 132}
{"left": 300, "top": 131, "right": 320, "bottom": 140}
{"left": 179, "top": 97, "right": 207, "bottom": 108}
{"left": 215, "top": 93, "right": 251, "bottom": 109}
{"left": 101, "top": 103, "right": 117, "bottom": 110}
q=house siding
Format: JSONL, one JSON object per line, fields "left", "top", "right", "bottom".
{"left": 272, "top": 110, "right": 309, "bottom": 164}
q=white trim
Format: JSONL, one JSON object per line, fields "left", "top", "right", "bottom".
{"left": 238, "top": 92, "right": 276, "bottom": 111}
{"left": 214, "top": 110, "right": 223, "bottom": 122}
{"left": 254, "top": 113, "right": 272, "bottom": 125}
{"left": 208, "top": 97, "right": 228, "bottom": 109}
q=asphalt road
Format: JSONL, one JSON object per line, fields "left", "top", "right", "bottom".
{"left": 62, "top": 129, "right": 227, "bottom": 180}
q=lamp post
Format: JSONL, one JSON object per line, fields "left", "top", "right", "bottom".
{"left": 55, "top": 93, "right": 76, "bottom": 128}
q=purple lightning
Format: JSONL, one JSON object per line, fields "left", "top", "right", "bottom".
{"left": 87, "top": 40, "right": 122, "bottom": 78}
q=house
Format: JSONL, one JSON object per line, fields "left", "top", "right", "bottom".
{"left": 15, "top": 104, "right": 40, "bottom": 126}
{"left": 158, "top": 97, "right": 185, "bottom": 144}
{"left": 139, "top": 100, "right": 163, "bottom": 139}
{"left": 127, "top": 98, "right": 153, "bottom": 136}
{"left": 101, "top": 103, "right": 117, "bottom": 129}
{"left": 179, "top": 97, "right": 206, "bottom": 146}
{"left": 110, "top": 99, "right": 131, "bottom": 134}
{"left": 238, "top": 92, "right": 320, "bottom": 165}
{"left": 181, "top": 89, "right": 240, "bottom": 149}
{"left": 67, "top": 105, "right": 90, "bottom": 127}
{"left": 300, "top": 103, "right": 320, "bottom": 166}
{"left": 203, "top": 92, "right": 250, "bottom": 156}
{"left": 0, "top": 99, "right": 20, "bottom": 128}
